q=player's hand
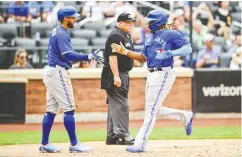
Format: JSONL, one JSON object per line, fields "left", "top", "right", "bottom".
{"left": 111, "top": 42, "right": 128, "bottom": 55}
{"left": 88, "top": 49, "right": 104, "bottom": 63}
{"left": 155, "top": 50, "right": 172, "bottom": 60}
{"left": 114, "top": 75, "right": 121, "bottom": 87}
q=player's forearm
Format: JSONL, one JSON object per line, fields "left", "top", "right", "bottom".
{"left": 126, "top": 50, "right": 147, "bottom": 62}
{"left": 171, "top": 44, "right": 192, "bottom": 57}
{"left": 63, "top": 52, "right": 88, "bottom": 61}
{"left": 109, "top": 56, "right": 119, "bottom": 76}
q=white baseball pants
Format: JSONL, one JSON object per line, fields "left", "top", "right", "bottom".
{"left": 134, "top": 67, "right": 193, "bottom": 150}
{"left": 42, "top": 65, "right": 75, "bottom": 114}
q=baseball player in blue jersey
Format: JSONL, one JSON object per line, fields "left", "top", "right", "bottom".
{"left": 39, "top": 6, "right": 101, "bottom": 153}
{"left": 111, "top": 10, "right": 194, "bottom": 153}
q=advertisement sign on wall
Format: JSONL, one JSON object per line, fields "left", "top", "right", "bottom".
{"left": 194, "top": 69, "right": 241, "bottom": 113}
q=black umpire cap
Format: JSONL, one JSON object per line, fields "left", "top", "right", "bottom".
{"left": 117, "top": 13, "right": 136, "bottom": 22}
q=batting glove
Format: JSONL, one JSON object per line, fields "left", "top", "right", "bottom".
{"left": 111, "top": 42, "right": 128, "bottom": 55}
{"left": 88, "top": 49, "right": 104, "bottom": 63}
{"left": 155, "top": 50, "right": 172, "bottom": 60}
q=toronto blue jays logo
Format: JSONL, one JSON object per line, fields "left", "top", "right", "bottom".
{"left": 155, "top": 48, "right": 165, "bottom": 54}
{"left": 154, "top": 37, "right": 166, "bottom": 55}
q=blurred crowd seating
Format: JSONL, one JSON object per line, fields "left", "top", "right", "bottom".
{"left": 0, "top": 1, "right": 241, "bottom": 69}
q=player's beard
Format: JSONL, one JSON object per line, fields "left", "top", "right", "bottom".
{"left": 67, "top": 22, "right": 74, "bottom": 28}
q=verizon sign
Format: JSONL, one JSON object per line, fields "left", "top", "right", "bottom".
{"left": 202, "top": 84, "right": 242, "bottom": 97}
{"left": 194, "top": 70, "right": 241, "bottom": 113}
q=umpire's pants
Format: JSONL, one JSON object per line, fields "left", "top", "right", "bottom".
{"left": 106, "top": 72, "right": 131, "bottom": 138}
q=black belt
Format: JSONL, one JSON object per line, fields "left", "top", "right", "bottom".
{"left": 148, "top": 68, "right": 163, "bottom": 72}
{"left": 148, "top": 66, "right": 173, "bottom": 73}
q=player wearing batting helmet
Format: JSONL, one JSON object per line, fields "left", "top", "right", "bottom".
{"left": 111, "top": 10, "right": 194, "bottom": 153}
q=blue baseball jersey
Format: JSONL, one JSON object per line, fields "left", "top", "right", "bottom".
{"left": 48, "top": 25, "right": 74, "bottom": 69}
{"left": 141, "top": 29, "right": 189, "bottom": 68}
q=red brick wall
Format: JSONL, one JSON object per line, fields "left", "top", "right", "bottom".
{"left": 26, "top": 77, "right": 192, "bottom": 114}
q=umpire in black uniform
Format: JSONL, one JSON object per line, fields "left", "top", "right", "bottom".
{"left": 101, "top": 13, "right": 135, "bottom": 145}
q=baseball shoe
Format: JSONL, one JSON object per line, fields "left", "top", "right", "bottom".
{"left": 126, "top": 145, "right": 144, "bottom": 153}
{"left": 39, "top": 143, "right": 61, "bottom": 153}
{"left": 185, "top": 114, "right": 194, "bottom": 136}
{"left": 116, "top": 137, "right": 134, "bottom": 145}
{"left": 106, "top": 136, "right": 119, "bottom": 145}
{"left": 69, "top": 142, "right": 93, "bottom": 153}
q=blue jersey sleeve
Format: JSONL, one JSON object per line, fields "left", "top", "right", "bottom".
{"left": 141, "top": 34, "right": 153, "bottom": 58}
{"left": 56, "top": 34, "right": 73, "bottom": 56}
{"left": 170, "top": 30, "right": 189, "bottom": 50}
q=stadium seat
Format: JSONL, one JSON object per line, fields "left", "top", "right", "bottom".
{"left": 192, "top": 43, "right": 199, "bottom": 53}
{"left": 72, "top": 38, "right": 89, "bottom": 53}
{"left": 99, "top": 29, "right": 112, "bottom": 38}
{"left": 231, "top": 12, "right": 241, "bottom": 23}
{"left": 231, "top": 25, "right": 241, "bottom": 34}
{"left": 72, "top": 38, "right": 89, "bottom": 47}
{"left": 72, "top": 30, "right": 96, "bottom": 40}
{"left": 38, "top": 38, "right": 49, "bottom": 66}
{"left": 15, "top": 38, "right": 36, "bottom": 48}
{"left": 192, "top": 1, "right": 214, "bottom": 8}
{"left": 0, "top": 24, "right": 17, "bottom": 40}
{"left": 0, "top": 37, "right": 6, "bottom": 46}
{"left": 219, "top": 53, "right": 232, "bottom": 68}
{"left": 39, "top": 38, "right": 49, "bottom": 47}
{"left": 204, "top": 1, "right": 215, "bottom": 8}
{"left": 74, "top": 24, "right": 81, "bottom": 30}
{"left": 83, "top": 22, "right": 106, "bottom": 31}
{"left": 235, "top": 6, "right": 241, "bottom": 12}
{"left": 223, "top": 45, "right": 229, "bottom": 52}
{"left": 1, "top": 1, "right": 10, "bottom": 5}
{"left": 230, "top": 2, "right": 239, "bottom": 11}
{"left": 107, "top": 22, "right": 116, "bottom": 29}
{"left": 214, "top": 36, "right": 225, "bottom": 46}
{"left": 46, "top": 29, "right": 52, "bottom": 37}
{"left": 62, "top": 1, "right": 77, "bottom": 6}
{"left": 192, "top": 1, "right": 201, "bottom": 7}
{"left": 31, "top": 23, "right": 53, "bottom": 38}
{"left": 91, "top": 37, "right": 106, "bottom": 47}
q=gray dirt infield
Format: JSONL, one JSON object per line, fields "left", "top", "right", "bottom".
{"left": 0, "top": 140, "right": 240, "bottom": 157}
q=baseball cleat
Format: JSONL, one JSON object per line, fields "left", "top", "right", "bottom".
{"left": 39, "top": 143, "right": 61, "bottom": 153}
{"left": 185, "top": 115, "right": 194, "bottom": 136}
{"left": 106, "top": 136, "right": 119, "bottom": 145}
{"left": 116, "top": 137, "right": 135, "bottom": 145}
{"left": 126, "top": 145, "right": 144, "bottom": 153}
{"left": 69, "top": 142, "right": 93, "bottom": 153}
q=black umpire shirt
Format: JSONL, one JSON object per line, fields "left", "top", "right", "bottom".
{"left": 101, "top": 26, "right": 134, "bottom": 90}
{"left": 104, "top": 26, "right": 134, "bottom": 72}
